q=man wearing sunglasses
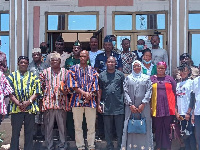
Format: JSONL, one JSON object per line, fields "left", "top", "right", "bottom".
{"left": 174, "top": 53, "right": 199, "bottom": 82}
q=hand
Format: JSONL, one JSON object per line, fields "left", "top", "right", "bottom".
{"left": 191, "top": 114, "right": 195, "bottom": 124}
{"left": 19, "top": 101, "right": 31, "bottom": 112}
{"left": 175, "top": 113, "right": 182, "bottom": 121}
{"left": 130, "top": 105, "right": 138, "bottom": 113}
{"left": 138, "top": 103, "right": 145, "bottom": 113}
{"left": 15, "top": 100, "right": 21, "bottom": 106}
{"left": 83, "top": 92, "right": 92, "bottom": 102}
{"left": 97, "top": 105, "right": 102, "bottom": 113}
{"left": 60, "top": 88, "right": 68, "bottom": 96}
{"left": 185, "top": 114, "right": 190, "bottom": 121}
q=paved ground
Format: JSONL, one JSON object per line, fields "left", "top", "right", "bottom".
{"left": 0, "top": 118, "right": 181, "bottom": 150}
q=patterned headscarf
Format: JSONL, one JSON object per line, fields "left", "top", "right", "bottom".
{"left": 18, "top": 56, "right": 29, "bottom": 63}
{"left": 157, "top": 61, "right": 167, "bottom": 69}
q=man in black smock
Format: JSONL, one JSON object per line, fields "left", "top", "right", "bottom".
{"left": 98, "top": 56, "right": 125, "bottom": 150}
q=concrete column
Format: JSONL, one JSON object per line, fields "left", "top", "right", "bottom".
{"left": 33, "top": 6, "right": 40, "bottom": 48}
{"left": 169, "top": 0, "right": 188, "bottom": 74}
{"left": 9, "top": 0, "right": 28, "bottom": 72}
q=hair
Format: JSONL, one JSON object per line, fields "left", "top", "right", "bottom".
{"left": 56, "top": 35, "right": 64, "bottom": 42}
{"left": 151, "top": 35, "right": 160, "bottom": 40}
{"left": 109, "top": 35, "right": 116, "bottom": 38}
{"left": 137, "top": 39, "right": 145, "bottom": 45}
{"left": 142, "top": 48, "right": 152, "bottom": 56}
{"left": 90, "top": 35, "right": 98, "bottom": 40}
{"left": 122, "top": 38, "right": 130, "bottom": 43}
{"left": 178, "top": 63, "right": 192, "bottom": 77}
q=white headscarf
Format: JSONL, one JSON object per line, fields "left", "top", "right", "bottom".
{"left": 132, "top": 60, "right": 142, "bottom": 77}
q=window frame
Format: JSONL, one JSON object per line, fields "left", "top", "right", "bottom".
{"left": 113, "top": 11, "right": 168, "bottom": 51}
{"left": 188, "top": 11, "right": 200, "bottom": 66}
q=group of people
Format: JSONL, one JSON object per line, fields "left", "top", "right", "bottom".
{"left": 0, "top": 34, "right": 199, "bottom": 150}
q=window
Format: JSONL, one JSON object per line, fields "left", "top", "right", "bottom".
{"left": 0, "top": 12, "right": 9, "bottom": 67}
{"left": 115, "top": 15, "right": 132, "bottom": 30}
{"left": 46, "top": 12, "right": 99, "bottom": 52}
{"left": 136, "top": 14, "right": 165, "bottom": 30}
{"left": 188, "top": 13, "right": 200, "bottom": 66}
{"left": 113, "top": 11, "right": 168, "bottom": 51}
{"left": 68, "top": 15, "right": 97, "bottom": 30}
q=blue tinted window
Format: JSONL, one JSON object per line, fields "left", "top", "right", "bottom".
{"left": 0, "top": 14, "right": 9, "bottom": 31}
{"left": 68, "top": 15, "right": 96, "bottom": 30}
{"left": 191, "top": 34, "right": 200, "bottom": 66}
{"left": 136, "top": 15, "right": 147, "bottom": 30}
{"left": 157, "top": 14, "right": 165, "bottom": 29}
{"left": 0, "top": 36, "right": 9, "bottom": 67}
{"left": 189, "top": 14, "right": 200, "bottom": 29}
{"left": 115, "top": 15, "right": 132, "bottom": 30}
{"left": 48, "top": 15, "right": 65, "bottom": 30}
{"left": 136, "top": 14, "right": 165, "bottom": 30}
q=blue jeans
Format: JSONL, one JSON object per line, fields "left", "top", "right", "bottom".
{"left": 195, "top": 115, "right": 200, "bottom": 150}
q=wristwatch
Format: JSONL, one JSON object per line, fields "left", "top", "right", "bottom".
{"left": 29, "top": 98, "right": 33, "bottom": 104}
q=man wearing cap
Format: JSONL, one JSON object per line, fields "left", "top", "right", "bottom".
{"left": 7, "top": 56, "right": 42, "bottom": 150}
{"left": 110, "top": 35, "right": 121, "bottom": 54}
{"left": 65, "top": 40, "right": 83, "bottom": 70}
{"left": 95, "top": 36, "right": 123, "bottom": 73}
{"left": 28, "top": 48, "right": 48, "bottom": 140}
{"left": 28, "top": 48, "right": 48, "bottom": 77}
{"left": 68, "top": 50, "right": 98, "bottom": 150}
{"left": 40, "top": 52, "right": 69, "bottom": 150}
{"left": 174, "top": 53, "right": 199, "bottom": 82}
{"left": 46, "top": 36, "right": 71, "bottom": 68}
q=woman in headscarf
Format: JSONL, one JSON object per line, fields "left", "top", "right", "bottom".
{"left": 121, "top": 60, "right": 153, "bottom": 150}
{"left": 141, "top": 48, "right": 157, "bottom": 76}
{"left": 151, "top": 61, "right": 176, "bottom": 150}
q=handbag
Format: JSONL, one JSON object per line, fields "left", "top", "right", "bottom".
{"left": 127, "top": 113, "right": 146, "bottom": 134}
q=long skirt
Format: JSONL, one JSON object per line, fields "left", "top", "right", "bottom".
{"left": 153, "top": 116, "right": 174, "bottom": 149}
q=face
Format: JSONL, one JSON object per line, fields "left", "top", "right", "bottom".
{"left": 55, "top": 41, "right": 64, "bottom": 52}
{"left": 133, "top": 63, "right": 141, "bottom": 74}
{"left": 40, "top": 42, "right": 47, "bottom": 53}
{"left": 32, "top": 52, "right": 41, "bottom": 62}
{"left": 18, "top": 59, "right": 29, "bottom": 72}
{"left": 180, "top": 67, "right": 190, "bottom": 79}
{"left": 73, "top": 46, "right": 82, "bottom": 56}
{"left": 143, "top": 51, "right": 152, "bottom": 62}
{"left": 104, "top": 42, "right": 113, "bottom": 52}
{"left": 137, "top": 40, "right": 145, "bottom": 45}
{"left": 151, "top": 36, "right": 160, "bottom": 46}
{"left": 157, "top": 65, "right": 166, "bottom": 76}
{"left": 107, "top": 57, "right": 116, "bottom": 70}
{"left": 50, "top": 58, "right": 61, "bottom": 68}
{"left": 122, "top": 40, "right": 130, "bottom": 51}
{"left": 180, "top": 57, "right": 191, "bottom": 65}
{"left": 80, "top": 51, "right": 89, "bottom": 64}
{"left": 90, "top": 38, "right": 98, "bottom": 50}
